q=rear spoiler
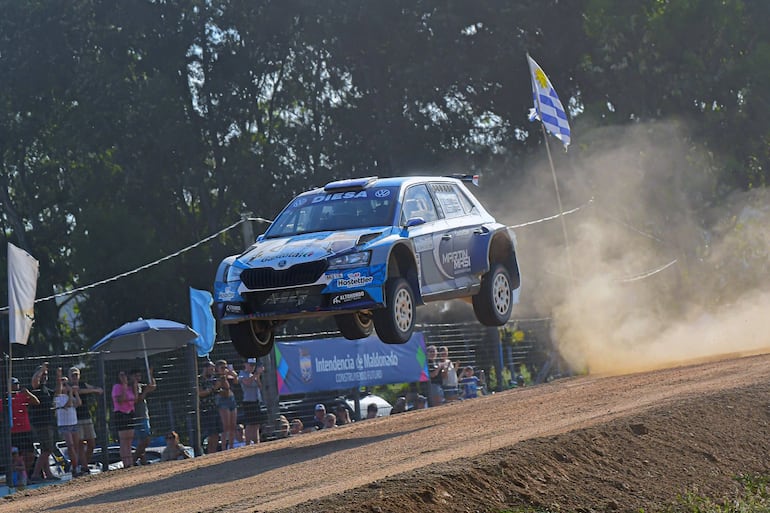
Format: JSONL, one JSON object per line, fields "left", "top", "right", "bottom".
{"left": 446, "top": 174, "right": 480, "bottom": 187}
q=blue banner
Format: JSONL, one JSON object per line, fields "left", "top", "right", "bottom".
{"left": 274, "top": 332, "right": 429, "bottom": 395}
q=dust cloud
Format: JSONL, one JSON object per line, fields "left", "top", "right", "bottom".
{"left": 487, "top": 121, "right": 770, "bottom": 375}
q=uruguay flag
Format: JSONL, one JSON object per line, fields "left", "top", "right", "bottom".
{"left": 527, "top": 54, "right": 571, "bottom": 149}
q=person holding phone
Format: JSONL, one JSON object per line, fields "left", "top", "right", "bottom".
{"left": 55, "top": 367, "right": 82, "bottom": 476}
{"left": 111, "top": 370, "right": 136, "bottom": 468}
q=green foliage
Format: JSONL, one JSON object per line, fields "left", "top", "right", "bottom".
{"left": 1, "top": 0, "right": 768, "bottom": 353}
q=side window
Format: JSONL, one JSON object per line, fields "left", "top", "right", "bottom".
{"left": 401, "top": 185, "right": 439, "bottom": 224}
{"left": 455, "top": 186, "right": 476, "bottom": 214}
{"left": 431, "top": 183, "right": 467, "bottom": 219}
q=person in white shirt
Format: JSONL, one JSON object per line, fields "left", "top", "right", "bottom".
{"left": 54, "top": 367, "right": 82, "bottom": 477}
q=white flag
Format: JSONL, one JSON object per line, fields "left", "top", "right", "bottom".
{"left": 8, "top": 242, "right": 39, "bottom": 345}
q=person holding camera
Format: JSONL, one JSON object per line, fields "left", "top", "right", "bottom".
{"left": 238, "top": 358, "right": 265, "bottom": 445}
{"left": 55, "top": 367, "right": 82, "bottom": 476}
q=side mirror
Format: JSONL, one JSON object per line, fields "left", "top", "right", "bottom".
{"left": 405, "top": 217, "right": 426, "bottom": 228}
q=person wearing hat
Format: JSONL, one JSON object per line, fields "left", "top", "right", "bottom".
{"left": 237, "top": 358, "right": 266, "bottom": 445}
{"left": 310, "top": 403, "right": 327, "bottom": 431}
{"left": 197, "top": 361, "right": 221, "bottom": 453}
{"left": 10, "top": 375, "right": 40, "bottom": 479}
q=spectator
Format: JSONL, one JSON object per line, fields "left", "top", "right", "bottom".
{"left": 438, "top": 346, "right": 459, "bottom": 402}
{"left": 289, "top": 418, "right": 304, "bottom": 435}
{"left": 214, "top": 359, "right": 239, "bottom": 450}
{"left": 29, "top": 363, "right": 59, "bottom": 482}
{"left": 11, "top": 446, "right": 27, "bottom": 490}
{"left": 426, "top": 345, "right": 444, "bottom": 406}
{"left": 390, "top": 396, "right": 407, "bottom": 415}
{"left": 274, "top": 415, "right": 291, "bottom": 438}
{"left": 10, "top": 376, "right": 39, "bottom": 478}
{"left": 111, "top": 370, "right": 136, "bottom": 468}
{"left": 70, "top": 366, "right": 103, "bottom": 475}
{"left": 309, "top": 404, "right": 326, "bottom": 431}
{"left": 197, "top": 361, "right": 221, "bottom": 453}
{"left": 55, "top": 367, "right": 82, "bottom": 476}
{"left": 335, "top": 404, "right": 353, "bottom": 425}
{"left": 459, "top": 366, "right": 480, "bottom": 399}
{"left": 131, "top": 368, "right": 157, "bottom": 465}
{"left": 412, "top": 395, "right": 428, "bottom": 410}
{"left": 161, "top": 431, "right": 192, "bottom": 461}
{"left": 323, "top": 413, "right": 337, "bottom": 429}
{"left": 365, "top": 403, "right": 379, "bottom": 419}
{"left": 237, "top": 358, "right": 265, "bottom": 444}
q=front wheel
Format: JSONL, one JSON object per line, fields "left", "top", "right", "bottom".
{"left": 228, "top": 321, "right": 275, "bottom": 358}
{"left": 472, "top": 263, "right": 513, "bottom": 326}
{"left": 373, "top": 277, "right": 415, "bottom": 344}
{"left": 335, "top": 312, "right": 374, "bottom": 340}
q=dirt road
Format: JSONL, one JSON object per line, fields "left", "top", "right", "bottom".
{"left": 4, "top": 353, "right": 770, "bottom": 513}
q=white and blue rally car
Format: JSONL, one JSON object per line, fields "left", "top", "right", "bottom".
{"left": 214, "top": 175, "right": 521, "bottom": 358}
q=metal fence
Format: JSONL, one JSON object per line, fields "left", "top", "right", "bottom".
{"left": 5, "top": 318, "right": 555, "bottom": 467}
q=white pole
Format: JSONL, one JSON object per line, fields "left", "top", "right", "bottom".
{"left": 540, "top": 122, "right": 575, "bottom": 289}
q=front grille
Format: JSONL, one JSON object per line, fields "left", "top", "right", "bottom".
{"left": 241, "top": 260, "right": 328, "bottom": 289}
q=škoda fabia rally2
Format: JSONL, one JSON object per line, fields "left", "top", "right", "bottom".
{"left": 214, "top": 176, "right": 521, "bottom": 357}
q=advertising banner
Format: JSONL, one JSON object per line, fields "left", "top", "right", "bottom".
{"left": 274, "top": 332, "right": 429, "bottom": 395}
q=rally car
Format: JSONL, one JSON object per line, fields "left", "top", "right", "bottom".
{"left": 214, "top": 175, "right": 521, "bottom": 358}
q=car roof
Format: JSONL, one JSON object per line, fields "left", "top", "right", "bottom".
{"left": 301, "top": 175, "right": 462, "bottom": 195}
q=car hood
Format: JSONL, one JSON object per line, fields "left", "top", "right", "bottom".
{"left": 236, "top": 229, "right": 384, "bottom": 270}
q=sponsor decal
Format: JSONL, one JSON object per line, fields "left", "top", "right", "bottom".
{"left": 336, "top": 272, "right": 374, "bottom": 288}
{"left": 264, "top": 289, "right": 310, "bottom": 306}
{"left": 374, "top": 189, "right": 391, "bottom": 198}
{"left": 312, "top": 191, "right": 368, "bottom": 202}
{"left": 325, "top": 272, "right": 343, "bottom": 280}
{"left": 218, "top": 287, "right": 237, "bottom": 301}
{"left": 277, "top": 260, "right": 287, "bottom": 268}
{"left": 292, "top": 197, "right": 308, "bottom": 207}
{"left": 259, "top": 251, "right": 314, "bottom": 262}
{"left": 225, "top": 304, "right": 242, "bottom": 314}
{"left": 331, "top": 290, "right": 366, "bottom": 305}
{"left": 441, "top": 249, "right": 471, "bottom": 270}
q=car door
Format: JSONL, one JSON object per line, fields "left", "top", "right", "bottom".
{"left": 429, "top": 182, "right": 485, "bottom": 294}
{"left": 400, "top": 184, "right": 454, "bottom": 296}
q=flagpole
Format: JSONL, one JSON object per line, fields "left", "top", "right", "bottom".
{"left": 539, "top": 122, "right": 575, "bottom": 289}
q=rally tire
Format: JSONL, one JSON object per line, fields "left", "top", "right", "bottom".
{"left": 472, "top": 263, "right": 513, "bottom": 326}
{"left": 373, "top": 277, "right": 415, "bottom": 344}
{"left": 229, "top": 321, "right": 275, "bottom": 358}
{"left": 335, "top": 312, "right": 374, "bottom": 340}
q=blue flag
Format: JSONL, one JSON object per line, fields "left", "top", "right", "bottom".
{"left": 189, "top": 287, "right": 216, "bottom": 357}
{"left": 527, "top": 54, "right": 571, "bottom": 149}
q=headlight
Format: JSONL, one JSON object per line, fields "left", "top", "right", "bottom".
{"left": 226, "top": 264, "right": 244, "bottom": 282}
{"left": 327, "top": 251, "right": 371, "bottom": 269}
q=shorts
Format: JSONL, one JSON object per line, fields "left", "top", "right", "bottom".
{"left": 241, "top": 401, "right": 267, "bottom": 426}
{"left": 134, "top": 418, "right": 151, "bottom": 440}
{"left": 215, "top": 394, "right": 237, "bottom": 411}
{"left": 59, "top": 424, "right": 79, "bottom": 434}
{"left": 77, "top": 418, "right": 96, "bottom": 440}
{"left": 10, "top": 431, "right": 34, "bottom": 454}
{"left": 200, "top": 408, "right": 222, "bottom": 438}
{"left": 32, "top": 425, "right": 57, "bottom": 452}
{"left": 113, "top": 410, "right": 135, "bottom": 432}
{"left": 443, "top": 387, "right": 459, "bottom": 400}
{"left": 429, "top": 383, "right": 445, "bottom": 402}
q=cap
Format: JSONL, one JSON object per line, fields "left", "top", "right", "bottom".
{"left": 205, "top": 361, "right": 215, "bottom": 367}
{"left": 314, "top": 404, "right": 325, "bottom": 411}
{"left": 247, "top": 358, "right": 257, "bottom": 364}
{"left": 11, "top": 377, "right": 19, "bottom": 385}
{"left": 11, "top": 446, "right": 19, "bottom": 454}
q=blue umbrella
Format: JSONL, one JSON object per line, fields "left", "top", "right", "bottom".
{"left": 90, "top": 318, "right": 199, "bottom": 373}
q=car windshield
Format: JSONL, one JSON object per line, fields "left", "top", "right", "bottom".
{"left": 265, "top": 187, "right": 399, "bottom": 238}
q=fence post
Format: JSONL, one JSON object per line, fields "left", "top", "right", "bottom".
{"left": 187, "top": 343, "right": 202, "bottom": 456}
{"left": 96, "top": 353, "right": 110, "bottom": 471}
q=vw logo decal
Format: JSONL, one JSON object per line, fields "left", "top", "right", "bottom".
{"left": 277, "top": 260, "right": 287, "bottom": 268}
{"left": 374, "top": 189, "right": 391, "bottom": 198}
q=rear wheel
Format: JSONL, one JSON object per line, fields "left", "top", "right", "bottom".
{"left": 335, "top": 312, "right": 374, "bottom": 340}
{"left": 472, "top": 263, "right": 513, "bottom": 326}
{"left": 228, "top": 321, "right": 275, "bottom": 358}
{"left": 373, "top": 277, "right": 415, "bottom": 344}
